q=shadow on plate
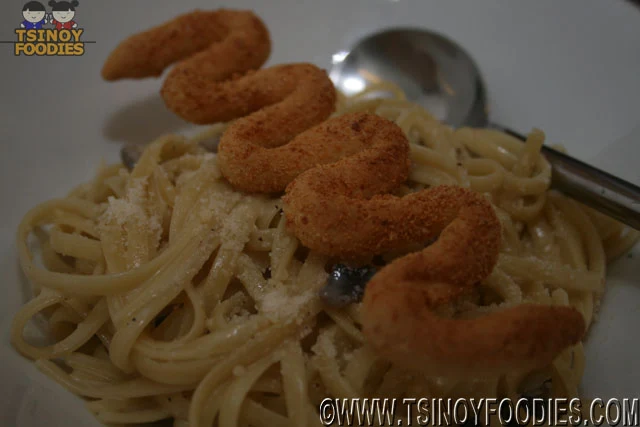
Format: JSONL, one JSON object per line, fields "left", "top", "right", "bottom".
{"left": 103, "top": 92, "right": 191, "bottom": 146}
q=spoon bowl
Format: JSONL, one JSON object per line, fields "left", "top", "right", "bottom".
{"left": 331, "top": 29, "right": 488, "bottom": 127}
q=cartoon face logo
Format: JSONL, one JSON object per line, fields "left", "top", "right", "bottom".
{"left": 23, "top": 4, "right": 45, "bottom": 23}
{"left": 52, "top": 9, "right": 73, "bottom": 22}
{"left": 21, "top": 1, "right": 47, "bottom": 29}
{"left": 49, "top": 0, "right": 79, "bottom": 29}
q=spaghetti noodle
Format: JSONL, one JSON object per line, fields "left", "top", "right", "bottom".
{"left": 11, "top": 83, "right": 639, "bottom": 426}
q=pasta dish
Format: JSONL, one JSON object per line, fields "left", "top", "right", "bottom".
{"left": 11, "top": 8, "right": 639, "bottom": 427}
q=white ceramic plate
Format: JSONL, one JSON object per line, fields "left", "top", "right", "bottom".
{"left": 1, "top": 1, "right": 639, "bottom": 425}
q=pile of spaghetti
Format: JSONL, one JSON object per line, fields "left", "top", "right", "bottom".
{"left": 12, "top": 9, "right": 639, "bottom": 427}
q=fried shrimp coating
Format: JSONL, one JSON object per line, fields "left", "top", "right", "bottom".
{"left": 102, "top": 9, "right": 274, "bottom": 123}
{"left": 283, "top": 113, "right": 411, "bottom": 256}
{"left": 102, "top": 9, "right": 270, "bottom": 81}
{"left": 283, "top": 113, "right": 585, "bottom": 376}
{"left": 215, "top": 64, "right": 337, "bottom": 192}
{"left": 360, "top": 204, "right": 585, "bottom": 377}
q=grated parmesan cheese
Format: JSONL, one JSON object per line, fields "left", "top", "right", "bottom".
{"left": 100, "top": 177, "right": 163, "bottom": 251}
{"left": 312, "top": 329, "right": 337, "bottom": 359}
{"left": 260, "top": 287, "right": 314, "bottom": 324}
{"left": 101, "top": 178, "right": 147, "bottom": 224}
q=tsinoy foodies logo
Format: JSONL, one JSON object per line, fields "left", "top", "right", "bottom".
{"left": 13, "top": 0, "right": 91, "bottom": 56}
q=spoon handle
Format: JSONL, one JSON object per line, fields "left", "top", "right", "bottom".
{"left": 496, "top": 125, "right": 640, "bottom": 230}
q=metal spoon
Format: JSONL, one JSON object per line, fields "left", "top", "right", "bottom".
{"left": 330, "top": 28, "right": 640, "bottom": 230}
